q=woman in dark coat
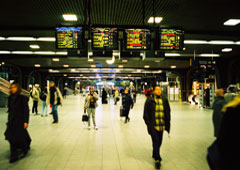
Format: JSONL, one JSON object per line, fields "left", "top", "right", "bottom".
{"left": 212, "top": 89, "right": 226, "bottom": 137}
{"left": 4, "top": 83, "right": 31, "bottom": 163}
{"left": 122, "top": 88, "right": 134, "bottom": 123}
{"left": 102, "top": 88, "right": 107, "bottom": 104}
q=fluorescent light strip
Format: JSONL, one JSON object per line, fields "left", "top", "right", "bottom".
{"left": 12, "top": 51, "right": 33, "bottom": 54}
{"left": 184, "top": 40, "right": 208, "bottom": 44}
{"left": 165, "top": 53, "right": 180, "bottom": 57}
{"left": 55, "top": 52, "right": 67, "bottom": 55}
{"left": 52, "top": 58, "right": 59, "bottom": 61}
{"left": 224, "top": 19, "right": 240, "bottom": 26}
{"left": 34, "top": 64, "right": 40, "bottom": 67}
{"left": 62, "top": 14, "right": 78, "bottom": 21}
{"left": 34, "top": 51, "right": 55, "bottom": 55}
{"left": 0, "top": 37, "right": 5, "bottom": 40}
{"left": 0, "top": 51, "right": 11, "bottom": 54}
{"left": 30, "top": 45, "right": 40, "bottom": 49}
{"left": 208, "top": 40, "right": 235, "bottom": 45}
{"left": 7, "top": 37, "right": 36, "bottom": 41}
{"left": 63, "top": 65, "right": 69, "bottom": 68}
{"left": 222, "top": 48, "right": 232, "bottom": 52}
{"left": 37, "top": 37, "right": 56, "bottom": 42}
{"left": 200, "top": 54, "right": 220, "bottom": 57}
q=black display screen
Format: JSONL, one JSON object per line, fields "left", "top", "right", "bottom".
{"left": 56, "top": 27, "right": 83, "bottom": 49}
{"left": 125, "top": 29, "right": 151, "bottom": 50}
{"left": 159, "top": 29, "right": 184, "bottom": 50}
{"left": 92, "top": 28, "right": 118, "bottom": 50}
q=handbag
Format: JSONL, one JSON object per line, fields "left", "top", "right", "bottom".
{"left": 82, "top": 113, "right": 89, "bottom": 122}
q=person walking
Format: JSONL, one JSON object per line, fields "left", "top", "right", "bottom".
{"left": 114, "top": 88, "right": 119, "bottom": 105}
{"left": 84, "top": 87, "right": 99, "bottom": 130}
{"left": 40, "top": 87, "right": 48, "bottom": 117}
{"left": 31, "top": 84, "right": 40, "bottom": 115}
{"left": 132, "top": 88, "right": 137, "bottom": 103}
{"left": 46, "top": 82, "right": 63, "bottom": 123}
{"left": 212, "top": 89, "right": 226, "bottom": 137}
{"left": 143, "top": 85, "right": 171, "bottom": 169}
{"left": 4, "top": 83, "right": 31, "bottom": 163}
{"left": 122, "top": 88, "right": 134, "bottom": 123}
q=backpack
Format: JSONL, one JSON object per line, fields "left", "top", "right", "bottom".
{"left": 40, "top": 92, "right": 47, "bottom": 101}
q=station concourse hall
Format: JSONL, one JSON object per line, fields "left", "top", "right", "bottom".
{"left": 0, "top": 0, "right": 240, "bottom": 170}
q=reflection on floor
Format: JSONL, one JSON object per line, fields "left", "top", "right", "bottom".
{"left": 0, "top": 94, "right": 214, "bottom": 170}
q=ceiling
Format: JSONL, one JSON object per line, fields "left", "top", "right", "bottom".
{"left": 0, "top": 0, "right": 239, "bottom": 79}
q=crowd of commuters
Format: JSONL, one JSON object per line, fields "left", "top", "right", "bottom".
{"left": 2, "top": 80, "right": 240, "bottom": 170}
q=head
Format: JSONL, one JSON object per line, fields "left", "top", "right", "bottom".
{"left": 89, "top": 87, "right": 94, "bottom": 94}
{"left": 50, "top": 82, "right": 55, "bottom": 87}
{"left": 10, "top": 83, "right": 22, "bottom": 94}
{"left": 124, "top": 88, "right": 129, "bottom": 94}
{"left": 153, "top": 86, "right": 162, "bottom": 97}
{"left": 215, "top": 89, "right": 224, "bottom": 97}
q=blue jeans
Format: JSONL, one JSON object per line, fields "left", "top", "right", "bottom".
{"left": 41, "top": 101, "right": 48, "bottom": 116}
{"left": 52, "top": 104, "right": 58, "bottom": 121}
{"left": 151, "top": 130, "right": 163, "bottom": 161}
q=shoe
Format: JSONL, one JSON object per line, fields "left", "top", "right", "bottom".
{"left": 155, "top": 160, "right": 161, "bottom": 169}
{"left": 9, "top": 155, "right": 18, "bottom": 163}
{"left": 52, "top": 121, "right": 58, "bottom": 123}
{"left": 88, "top": 126, "right": 91, "bottom": 130}
{"left": 94, "top": 126, "right": 98, "bottom": 130}
{"left": 127, "top": 118, "right": 130, "bottom": 122}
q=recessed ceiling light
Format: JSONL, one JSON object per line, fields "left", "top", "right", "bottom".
{"left": 0, "top": 51, "right": 11, "bottom": 54}
{"left": 224, "top": 19, "right": 240, "bottom": 26}
{"left": 208, "top": 41, "right": 234, "bottom": 45}
{"left": 144, "top": 65, "right": 150, "bottom": 68}
{"left": 148, "top": 17, "right": 154, "bottom": 23}
{"left": 155, "top": 60, "right": 160, "bottom": 63}
{"left": 34, "top": 64, "right": 40, "bottom": 67}
{"left": 49, "top": 69, "right": 59, "bottom": 73}
{"left": 88, "top": 58, "right": 94, "bottom": 62}
{"left": 37, "top": 37, "right": 56, "bottom": 42}
{"left": 7, "top": 37, "right": 36, "bottom": 41}
{"left": 30, "top": 45, "right": 40, "bottom": 49}
{"left": 165, "top": 53, "right": 181, "bottom": 57}
{"left": 2, "top": 62, "right": 5, "bottom": 65}
{"left": 63, "top": 74, "right": 67, "bottom": 76}
{"left": 148, "top": 16, "right": 163, "bottom": 23}
{"left": 63, "top": 14, "right": 78, "bottom": 21}
{"left": 184, "top": 40, "right": 208, "bottom": 44}
{"left": 91, "top": 65, "right": 96, "bottom": 68}
{"left": 118, "top": 65, "right": 124, "bottom": 68}
{"left": 63, "top": 64, "right": 69, "bottom": 68}
{"left": 170, "top": 65, "right": 176, "bottom": 69}
{"left": 52, "top": 58, "right": 59, "bottom": 62}
{"left": 200, "top": 53, "right": 220, "bottom": 57}
{"left": 12, "top": 51, "right": 33, "bottom": 54}
{"left": 128, "top": 74, "right": 131, "bottom": 77}
{"left": 137, "top": 69, "right": 141, "bottom": 72}
{"left": 122, "top": 59, "right": 128, "bottom": 63}
{"left": 80, "top": 74, "right": 83, "bottom": 76}
{"left": 183, "top": 47, "right": 186, "bottom": 51}
{"left": 71, "top": 69, "right": 76, "bottom": 72}
{"left": 222, "top": 48, "right": 232, "bottom": 52}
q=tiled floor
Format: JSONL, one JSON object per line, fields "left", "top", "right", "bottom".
{"left": 0, "top": 94, "right": 214, "bottom": 170}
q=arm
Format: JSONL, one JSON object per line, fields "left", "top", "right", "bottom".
{"left": 143, "top": 99, "right": 150, "bottom": 125}
{"left": 56, "top": 88, "right": 63, "bottom": 104}
{"left": 22, "top": 96, "right": 30, "bottom": 128}
{"left": 93, "top": 92, "right": 99, "bottom": 101}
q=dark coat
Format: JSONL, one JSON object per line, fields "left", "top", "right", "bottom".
{"left": 4, "top": 94, "right": 31, "bottom": 145}
{"left": 122, "top": 93, "right": 133, "bottom": 110}
{"left": 212, "top": 96, "right": 226, "bottom": 137}
{"left": 217, "top": 105, "right": 240, "bottom": 170}
{"left": 143, "top": 95, "right": 171, "bottom": 134}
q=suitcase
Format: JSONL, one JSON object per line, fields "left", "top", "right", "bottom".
{"left": 120, "top": 106, "right": 125, "bottom": 117}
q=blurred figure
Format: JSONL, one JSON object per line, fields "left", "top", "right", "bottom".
{"left": 143, "top": 85, "right": 171, "bottom": 169}
{"left": 46, "top": 82, "right": 63, "bottom": 123}
{"left": 102, "top": 88, "right": 107, "bottom": 104}
{"left": 212, "top": 89, "right": 226, "bottom": 137}
{"left": 31, "top": 84, "right": 40, "bottom": 115}
{"left": 145, "top": 88, "right": 152, "bottom": 98}
{"left": 40, "top": 87, "right": 48, "bottom": 117}
{"left": 4, "top": 83, "right": 31, "bottom": 163}
{"left": 224, "top": 86, "right": 237, "bottom": 103}
{"left": 122, "top": 88, "right": 134, "bottom": 123}
{"left": 114, "top": 88, "right": 119, "bottom": 105}
{"left": 84, "top": 87, "right": 99, "bottom": 130}
{"left": 63, "top": 87, "right": 67, "bottom": 99}
{"left": 132, "top": 88, "right": 137, "bottom": 103}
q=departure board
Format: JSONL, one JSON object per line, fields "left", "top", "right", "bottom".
{"left": 92, "top": 28, "right": 118, "bottom": 50}
{"left": 56, "top": 27, "right": 83, "bottom": 49}
{"left": 159, "top": 29, "right": 184, "bottom": 50}
{"left": 125, "top": 29, "right": 151, "bottom": 50}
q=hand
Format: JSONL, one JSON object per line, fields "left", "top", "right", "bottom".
{"left": 84, "top": 109, "right": 86, "bottom": 113}
{"left": 6, "top": 122, "right": 8, "bottom": 126}
{"left": 24, "top": 123, "right": 28, "bottom": 129}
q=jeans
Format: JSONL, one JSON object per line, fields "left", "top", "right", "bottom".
{"left": 52, "top": 104, "right": 58, "bottom": 122}
{"left": 32, "top": 101, "right": 38, "bottom": 114}
{"left": 151, "top": 130, "right": 163, "bottom": 161}
{"left": 124, "top": 109, "right": 130, "bottom": 122}
{"left": 87, "top": 108, "right": 96, "bottom": 127}
{"left": 41, "top": 101, "right": 48, "bottom": 116}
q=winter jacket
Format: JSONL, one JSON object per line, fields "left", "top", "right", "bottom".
{"left": 84, "top": 92, "right": 99, "bottom": 109}
{"left": 31, "top": 88, "right": 40, "bottom": 101}
{"left": 143, "top": 95, "right": 171, "bottom": 134}
{"left": 122, "top": 93, "right": 133, "bottom": 110}
{"left": 46, "top": 87, "right": 63, "bottom": 105}
{"left": 212, "top": 96, "right": 226, "bottom": 137}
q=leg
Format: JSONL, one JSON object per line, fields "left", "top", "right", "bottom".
{"left": 9, "top": 140, "right": 18, "bottom": 163}
{"left": 151, "top": 131, "right": 163, "bottom": 161}
{"left": 125, "top": 109, "right": 130, "bottom": 123}
{"left": 87, "top": 108, "right": 92, "bottom": 128}
{"left": 91, "top": 108, "right": 96, "bottom": 127}
{"left": 45, "top": 105, "right": 48, "bottom": 116}
{"left": 52, "top": 105, "right": 58, "bottom": 122}
{"left": 32, "top": 101, "right": 35, "bottom": 113}
{"left": 41, "top": 102, "right": 45, "bottom": 116}
{"left": 36, "top": 101, "right": 38, "bottom": 114}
